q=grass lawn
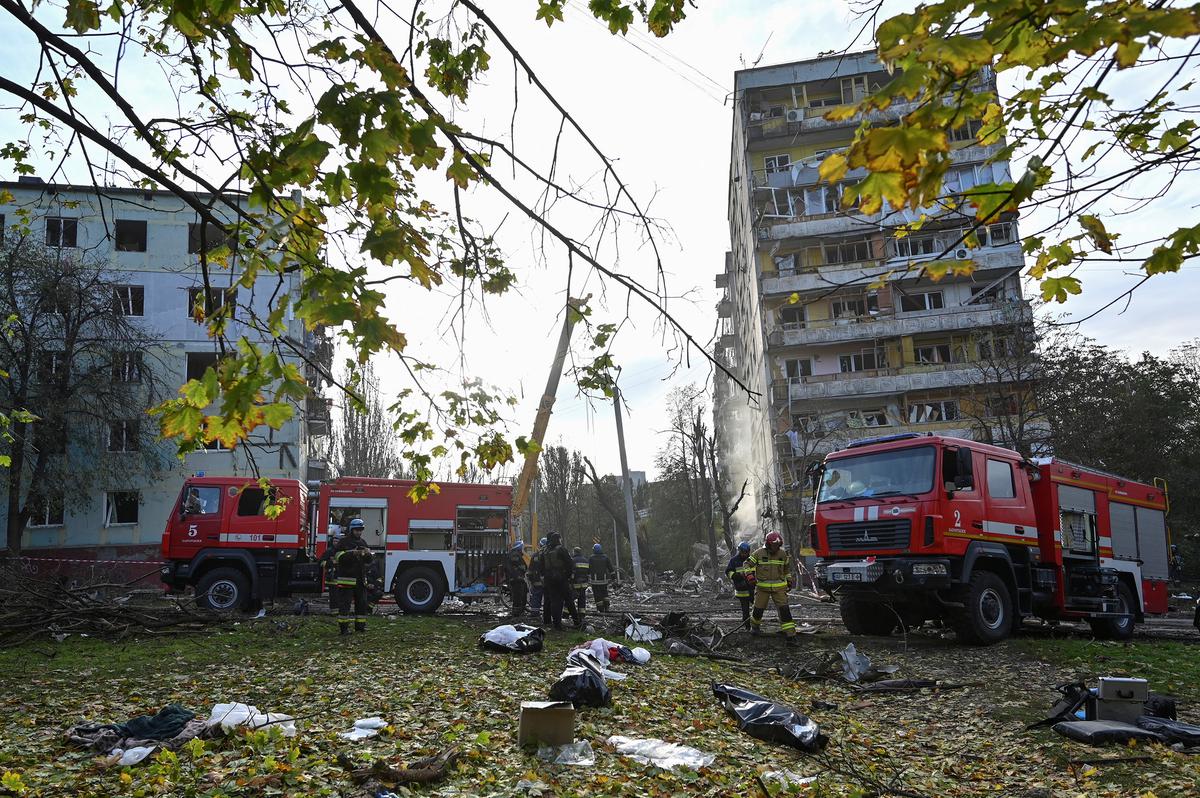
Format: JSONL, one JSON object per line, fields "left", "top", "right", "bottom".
{"left": 0, "top": 614, "right": 1196, "bottom": 797}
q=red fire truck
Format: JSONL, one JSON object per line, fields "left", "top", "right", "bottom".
{"left": 160, "top": 476, "right": 512, "bottom": 612}
{"left": 811, "top": 433, "right": 1171, "bottom": 644}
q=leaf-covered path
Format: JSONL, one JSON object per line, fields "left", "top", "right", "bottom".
{"left": 0, "top": 613, "right": 1196, "bottom": 796}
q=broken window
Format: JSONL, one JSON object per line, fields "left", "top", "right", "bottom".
{"left": 948, "top": 120, "right": 983, "bottom": 144}
{"left": 784, "top": 358, "right": 812, "bottom": 380}
{"left": 112, "top": 351, "right": 143, "bottom": 383}
{"left": 984, "top": 394, "right": 1020, "bottom": 418}
{"left": 839, "top": 349, "right": 885, "bottom": 372}
{"left": 27, "top": 494, "right": 65, "bottom": 527}
{"left": 915, "top": 344, "right": 954, "bottom": 364}
{"left": 108, "top": 420, "right": 140, "bottom": 453}
{"left": 113, "top": 285, "right": 144, "bottom": 316}
{"left": 907, "top": 399, "right": 959, "bottom": 424}
{"left": 187, "top": 222, "right": 236, "bottom": 254}
{"left": 804, "top": 186, "right": 839, "bottom": 216}
{"left": 840, "top": 75, "right": 869, "bottom": 104}
{"left": 763, "top": 153, "right": 791, "bottom": 173}
{"left": 900, "top": 291, "right": 945, "bottom": 312}
{"left": 779, "top": 306, "right": 805, "bottom": 329}
{"left": 105, "top": 491, "right": 139, "bottom": 525}
{"left": 831, "top": 293, "right": 878, "bottom": 318}
{"left": 979, "top": 334, "right": 1017, "bottom": 359}
{"left": 847, "top": 408, "right": 890, "bottom": 427}
{"left": 114, "top": 219, "right": 147, "bottom": 252}
{"left": 45, "top": 217, "right": 78, "bottom": 248}
{"left": 823, "top": 239, "right": 872, "bottom": 264}
{"left": 792, "top": 414, "right": 823, "bottom": 434}
{"left": 187, "top": 286, "right": 236, "bottom": 320}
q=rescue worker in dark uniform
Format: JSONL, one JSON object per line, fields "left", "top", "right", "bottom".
{"left": 505, "top": 540, "right": 529, "bottom": 616}
{"left": 542, "top": 532, "right": 582, "bottom": 630}
{"left": 572, "top": 547, "right": 590, "bottom": 611}
{"left": 725, "top": 541, "right": 754, "bottom": 622}
{"left": 588, "top": 543, "right": 614, "bottom": 612}
{"left": 528, "top": 536, "right": 547, "bottom": 615}
{"left": 331, "top": 518, "right": 373, "bottom": 635}
{"left": 748, "top": 531, "right": 797, "bottom": 644}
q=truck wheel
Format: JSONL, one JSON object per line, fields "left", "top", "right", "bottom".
{"left": 839, "top": 597, "right": 898, "bottom": 636}
{"left": 1089, "top": 583, "right": 1136, "bottom": 641}
{"left": 196, "top": 567, "right": 250, "bottom": 612}
{"left": 395, "top": 566, "right": 445, "bottom": 614}
{"left": 952, "top": 571, "right": 1013, "bottom": 645}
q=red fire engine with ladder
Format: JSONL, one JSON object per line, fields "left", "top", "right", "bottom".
{"left": 160, "top": 298, "right": 585, "bottom": 612}
{"left": 811, "top": 433, "right": 1172, "bottom": 644}
{"left": 160, "top": 476, "right": 513, "bottom": 612}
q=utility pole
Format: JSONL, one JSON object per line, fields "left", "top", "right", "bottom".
{"left": 612, "top": 382, "right": 644, "bottom": 589}
{"left": 611, "top": 517, "right": 620, "bottom": 580}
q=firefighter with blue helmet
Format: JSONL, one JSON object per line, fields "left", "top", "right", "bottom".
{"left": 725, "top": 541, "right": 754, "bottom": 621}
{"left": 588, "top": 542, "right": 614, "bottom": 612}
{"left": 331, "top": 518, "right": 372, "bottom": 635}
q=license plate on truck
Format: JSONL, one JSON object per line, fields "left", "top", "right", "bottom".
{"left": 832, "top": 571, "right": 863, "bottom": 582}
{"left": 825, "top": 561, "right": 878, "bottom": 584}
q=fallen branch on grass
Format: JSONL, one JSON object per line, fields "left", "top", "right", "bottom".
{"left": 0, "top": 565, "right": 228, "bottom": 647}
{"left": 338, "top": 746, "right": 460, "bottom": 787}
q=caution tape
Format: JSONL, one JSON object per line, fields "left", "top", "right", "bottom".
{"left": 13, "top": 556, "right": 167, "bottom": 567}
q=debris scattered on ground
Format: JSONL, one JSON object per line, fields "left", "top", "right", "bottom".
{"left": 478, "top": 624, "right": 545, "bottom": 654}
{"left": 517, "top": 701, "right": 575, "bottom": 747}
{"left": 536, "top": 740, "right": 595, "bottom": 766}
{"left": 337, "top": 746, "right": 460, "bottom": 788}
{"left": 206, "top": 702, "right": 296, "bottom": 736}
{"left": 758, "top": 769, "right": 817, "bottom": 793}
{"left": 338, "top": 717, "right": 388, "bottom": 741}
{"left": 712, "top": 683, "right": 828, "bottom": 752}
{"left": 790, "top": 643, "right": 899, "bottom": 684}
{"left": 66, "top": 703, "right": 208, "bottom": 763}
{"left": 549, "top": 651, "right": 611, "bottom": 708}
{"left": 606, "top": 735, "right": 715, "bottom": 770}
{"left": 624, "top": 617, "right": 662, "bottom": 642}
{"left": 0, "top": 568, "right": 228, "bottom": 647}
{"left": 1136, "top": 716, "right": 1200, "bottom": 747}
{"left": 1052, "top": 719, "right": 1165, "bottom": 745}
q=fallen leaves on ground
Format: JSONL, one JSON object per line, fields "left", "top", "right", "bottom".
{"left": 0, "top": 613, "right": 1196, "bottom": 796}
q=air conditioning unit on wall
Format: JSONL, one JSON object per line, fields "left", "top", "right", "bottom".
{"left": 786, "top": 109, "right": 804, "bottom": 123}
{"left": 955, "top": 248, "right": 969, "bottom": 259}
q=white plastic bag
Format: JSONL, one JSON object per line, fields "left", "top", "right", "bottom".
{"left": 607, "top": 735, "right": 714, "bottom": 770}
{"left": 206, "top": 702, "right": 296, "bottom": 737}
{"left": 624, "top": 620, "right": 662, "bottom": 642}
{"left": 112, "top": 746, "right": 156, "bottom": 766}
{"left": 338, "top": 717, "right": 388, "bottom": 741}
{"left": 537, "top": 740, "right": 595, "bottom": 766}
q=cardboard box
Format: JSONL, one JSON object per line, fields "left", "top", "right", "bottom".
{"left": 518, "top": 701, "right": 575, "bottom": 747}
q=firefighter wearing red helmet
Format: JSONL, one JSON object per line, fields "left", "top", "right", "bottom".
{"left": 747, "top": 531, "right": 797, "bottom": 643}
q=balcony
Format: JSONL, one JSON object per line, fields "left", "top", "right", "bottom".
{"left": 718, "top": 298, "right": 732, "bottom": 318}
{"left": 771, "top": 361, "right": 989, "bottom": 403}
{"left": 306, "top": 395, "right": 333, "bottom": 436}
{"left": 306, "top": 457, "right": 330, "bottom": 482}
{"left": 304, "top": 326, "right": 334, "bottom": 388}
{"left": 715, "top": 272, "right": 729, "bottom": 289}
{"left": 767, "top": 302, "right": 1031, "bottom": 349}
{"left": 761, "top": 245, "right": 1023, "bottom": 296}
{"left": 747, "top": 98, "right": 922, "bottom": 143}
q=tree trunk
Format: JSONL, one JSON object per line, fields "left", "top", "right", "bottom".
{"left": 5, "top": 419, "right": 27, "bottom": 555}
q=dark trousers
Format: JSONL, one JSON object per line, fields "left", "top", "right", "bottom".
{"left": 529, "top": 582, "right": 543, "bottom": 613}
{"left": 544, "top": 579, "right": 580, "bottom": 628}
{"left": 508, "top": 578, "right": 528, "bottom": 615}
{"left": 591, "top": 582, "right": 610, "bottom": 612}
{"left": 574, "top": 584, "right": 588, "bottom": 611}
{"left": 333, "top": 583, "right": 368, "bottom": 632}
{"left": 737, "top": 593, "right": 753, "bottom": 622}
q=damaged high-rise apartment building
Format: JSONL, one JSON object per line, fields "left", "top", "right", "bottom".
{"left": 714, "top": 50, "right": 1034, "bottom": 532}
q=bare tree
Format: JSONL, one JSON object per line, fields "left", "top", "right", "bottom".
{"left": 537, "top": 444, "right": 584, "bottom": 547}
{"left": 331, "top": 362, "right": 405, "bottom": 479}
{"left": 0, "top": 233, "right": 167, "bottom": 554}
{"left": 962, "top": 302, "right": 1051, "bottom": 458}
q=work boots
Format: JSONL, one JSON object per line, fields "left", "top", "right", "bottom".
{"left": 338, "top": 624, "right": 351, "bottom": 637}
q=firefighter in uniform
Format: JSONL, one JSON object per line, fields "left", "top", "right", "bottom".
{"left": 725, "top": 541, "right": 754, "bottom": 621}
{"left": 331, "top": 518, "right": 373, "bottom": 635}
{"left": 528, "top": 536, "right": 547, "bottom": 615}
{"left": 505, "top": 540, "right": 529, "bottom": 616}
{"left": 588, "top": 543, "right": 614, "bottom": 612}
{"left": 571, "top": 547, "right": 590, "bottom": 611}
{"left": 748, "top": 531, "right": 797, "bottom": 644}
{"left": 542, "top": 532, "right": 582, "bottom": 630}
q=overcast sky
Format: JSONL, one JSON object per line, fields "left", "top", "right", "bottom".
{"left": 2, "top": 0, "right": 1196, "bottom": 482}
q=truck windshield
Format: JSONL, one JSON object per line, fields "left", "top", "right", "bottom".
{"left": 819, "top": 446, "right": 936, "bottom": 502}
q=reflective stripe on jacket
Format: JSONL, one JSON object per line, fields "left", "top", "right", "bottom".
{"left": 572, "top": 555, "right": 590, "bottom": 586}
{"left": 747, "top": 546, "right": 791, "bottom": 589}
{"left": 588, "top": 553, "right": 613, "bottom": 585}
